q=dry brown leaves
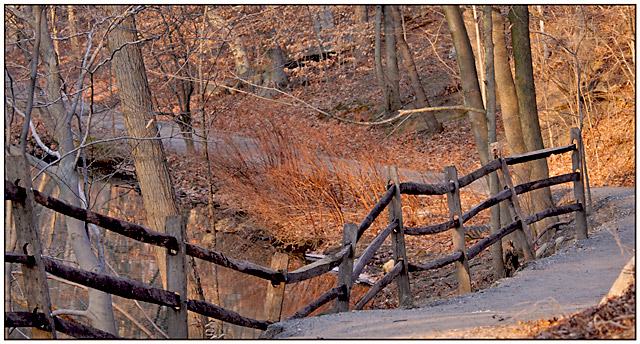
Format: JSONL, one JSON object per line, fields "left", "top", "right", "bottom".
{"left": 532, "top": 282, "right": 635, "bottom": 339}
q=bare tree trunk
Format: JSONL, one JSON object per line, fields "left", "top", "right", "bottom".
{"left": 471, "top": 6, "right": 485, "bottom": 106}
{"left": 491, "top": 6, "right": 530, "bottom": 255}
{"left": 67, "top": 5, "right": 80, "bottom": 53}
{"left": 390, "top": 5, "right": 442, "bottom": 135}
{"left": 443, "top": 5, "right": 490, "bottom": 165}
{"left": 107, "top": 7, "right": 206, "bottom": 338}
{"left": 30, "top": 5, "right": 116, "bottom": 334}
{"left": 483, "top": 6, "right": 505, "bottom": 280}
{"left": 508, "top": 5, "right": 557, "bottom": 240}
{"left": 374, "top": 6, "right": 390, "bottom": 115}
{"left": 107, "top": 9, "right": 179, "bottom": 286}
{"left": 383, "top": 5, "right": 401, "bottom": 116}
{"left": 492, "top": 7, "right": 528, "bottom": 183}
{"left": 174, "top": 64, "right": 195, "bottom": 154}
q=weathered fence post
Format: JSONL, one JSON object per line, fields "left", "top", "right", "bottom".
{"left": 335, "top": 223, "right": 357, "bottom": 313}
{"left": 488, "top": 164, "right": 506, "bottom": 279}
{"left": 444, "top": 166, "right": 472, "bottom": 295}
{"left": 165, "top": 215, "right": 188, "bottom": 338}
{"left": 571, "top": 128, "right": 588, "bottom": 240}
{"left": 5, "top": 154, "right": 57, "bottom": 338}
{"left": 491, "top": 143, "right": 535, "bottom": 262}
{"left": 263, "top": 252, "right": 289, "bottom": 322}
{"left": 384, "top": 166, "right": 414, "bottom": 308}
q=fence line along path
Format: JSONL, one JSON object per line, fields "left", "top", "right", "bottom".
{"left": 5, "top": 127, "right": 588, "bottom": 339}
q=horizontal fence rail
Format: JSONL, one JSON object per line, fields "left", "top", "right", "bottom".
{"left": 6, "top": 252, "right": 180, "bottom": 308}
{"left": 4, "top": 181, "right": 289, "bottom": 285}
{"left": 5, "top": 312, "right": 121, "bottom": 339}
{"left": 404, "top": 172, "right": 580, "bottom": 236}
{"left": 6, "top": 251, "right": 274, "bottom": 331}
{"left": 396, "top": 144, "right": 576, "bottom": 198}
{"left": 407, "top": 202, "right": 583, "bottom": 272}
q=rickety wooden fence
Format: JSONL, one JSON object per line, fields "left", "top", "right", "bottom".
{"left": 4, "top": 127, "right": 589, "bottom": 338}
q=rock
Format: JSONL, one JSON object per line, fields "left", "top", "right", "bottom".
{"left": 555, "top": 236, "right": 566, "bottom": 249}
{"left": 259, "top": 323, "right": 284, "bottom": 339}
{"left": 599, "top": 256, "right": 635, "bottom": 306}
{"left": 535, "top": 243, "right": 550, "bottom": 259}
{"left": 382, "top": 259, "right": 395, "bottom": 274}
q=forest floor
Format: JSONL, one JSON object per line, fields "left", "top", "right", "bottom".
{"left": 263, "top": 186, "right": 635, "bottom": 339}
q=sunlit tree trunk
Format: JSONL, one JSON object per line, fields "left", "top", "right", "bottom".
{"left": 483, "top": 6, "right": 506, "bottom": 280}
{"left": 390, "top": 5, "right": 442, "bottom": 135}
{"left": 443, "top": 5, "right": 489, "bottom": 165}
{"left": 107, "top": 7, "right": 207, "bottom": 337}
{"left": 508, "top": 5, "right": 557, "bottom": 240}
{"left": 492, "top": 7, "right": 528, "bottom": 182}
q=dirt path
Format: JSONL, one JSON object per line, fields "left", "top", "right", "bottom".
{"left": 263, "top": 187, "right": 635, "bottom": 339}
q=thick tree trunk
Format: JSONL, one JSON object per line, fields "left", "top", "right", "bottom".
{"left": 483, "top": 6, "right": 506, "bottom": 280}
{"left": 390, "top": 5, "right": 442, "bottom": 135}
{"left": 107, "top": 11, "right": 180, "bottom": 286}
{"left": 508, "top": 5, "right": 557, "bottom": 239}
{"left": 383, "top": 6, "right": 402, "bottom": 116}
{"left": 443, "top": 5, "right": 490, "bottom": 165}
{"left": 492, "top": 7, "right": 529, "bottom": 185}
{"left": 32, "top": 6, "right": 116, "bottom": 334}
{"left": 107, "top": 7, "right": 208, "bottom": 337}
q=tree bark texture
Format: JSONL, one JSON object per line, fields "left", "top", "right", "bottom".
{"left": 491, "top": 7, "right": 529, "bottom": 184}
{"left": 382, "top": 6, "right": 402, "bottom": 116}
{"left": 443, "top": 5, "right": 490, "bottom": 165}
{"left": 390, "top": 5, "right": 442, "bottom": 135}
{"left": 483, "top": 6, "right": 506, "bottom": 280}
{"left": 107, "top": 7, "right": 210, "bottom": 338}
{"left": 374, "top": 6, "right": 390, "bottom": 115}
{"left": 107, "top": 7, "right": 180, "bottom": 287}
{"left": 266, "top": 46, "right": 290, "bottom": 89}
{"left": 508, "top": 5, "right": 557, "bottom": 238}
